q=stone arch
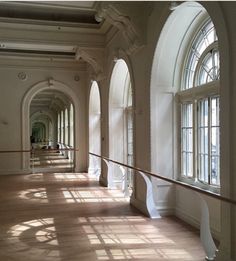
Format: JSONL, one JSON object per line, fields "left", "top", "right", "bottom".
{"left": 108, "top": 58, "right": 134, "bottom": 189}
{"left": 150, "top": 1, "right": 230, "bottom": 258}
{"left": 21, "top": 79, "right": 80, "bottom": 171}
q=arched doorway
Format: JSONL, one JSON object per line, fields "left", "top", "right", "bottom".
{"left": 109, "top": 59, "right": 134, "bottom": 192}
{"left": 88, "top": 81, "right": 101, "bottom": 178}
{"left": 22, "top": 80, "right": 80, "bottom": 172}
{"left": 30, "top": 89, "right": 74, "bottom": 172}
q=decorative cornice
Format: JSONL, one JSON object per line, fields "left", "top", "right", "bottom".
{"left": 75, "top": 47, "right": 105, "bottom": 80}
{"left": 95, "top": 3, "right": 144, "bottom": 55}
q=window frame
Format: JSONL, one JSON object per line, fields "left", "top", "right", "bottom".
{"left": 177, "top": 17, "right": 220, "bottom": 193}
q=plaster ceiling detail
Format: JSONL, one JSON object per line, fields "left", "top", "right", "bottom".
{"left": 95, "top": 2, "right": 144, "bottom": 54}
{"left": 75, "top": 47, "right": 104, "bottom": 79}
{"left": 30, "top": 90, "right": 71, "bottom": 114}
{"left": 0, "top": 1, "right": 98, "bottom": 25}
{"left": 18, "top": 72, "right": 27, "bottom": 81}
{"left": 0, "top": 1, "right": 149, "bottom": 75}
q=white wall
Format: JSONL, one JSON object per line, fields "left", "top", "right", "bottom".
{"left": 0, "top": 59, "right": 88, "bottom": 173}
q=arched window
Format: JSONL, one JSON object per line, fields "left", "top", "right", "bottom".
{"left": 125, "top": 75, "right": 134, "bottom": 188}
{"left": 60, "top": 110, "right": 64, "bottom": 144}
{"left": 69, "top": 104, "right": 74, "bottom": 147}
{"left": 178, "top": 18, "right": 220, "bottom": 186}
{"left": 109, "top": 59, "right": 134, "bottom": 190}
{"left": 183, "top": 19, "right": 219, "bottom": 89}
{"left": 65, "top": 108, "right": 69, "bottom": 145}
{"left": 57, "top": 113, "right": 61, "bottom": 142}
{"left": 89, "top": 81, "right": 101, "bottom": 177}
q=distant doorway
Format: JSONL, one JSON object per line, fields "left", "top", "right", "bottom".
{"left": 30, "top": 89, "right": 75, "bottom": 172}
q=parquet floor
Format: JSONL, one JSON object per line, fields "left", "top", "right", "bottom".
{"left": 30, "top": 151, "right": 73, "bottom": 172}
{"left": 0, "top": 173, "right": 205, "bottom": 261}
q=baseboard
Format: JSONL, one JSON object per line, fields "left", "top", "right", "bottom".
{"left": 157, "top": 205, "right": 174, "bottom": 216}
{"left": 130, "top": 196, "right": 174, "bottom": 218}
{"left": 130, "top": 196, "right": 149, "bottom": 217}
{"left": 0, "top": 169, "right": 31, "bottom": 175}
{"left": 175, "top": 207, "right": 220, "bottom": 240}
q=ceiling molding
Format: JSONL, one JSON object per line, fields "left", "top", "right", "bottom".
{"left": 0, "top": 1, "right": 99, "bottom": 26}
{"left": 75, "top": 47, "right": 104, "bottom": 78}
{"left": 95, "top": 2, "right": 144, "bottom": 55}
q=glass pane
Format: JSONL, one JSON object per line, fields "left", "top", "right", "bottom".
{"left": 183, "top": 19, "right": 219, "bottom": 89}
{"left": 58, "top": 114, "right": 60, "bottom": 141}
{"left": 210, "top": 97, "right": 220, "bottom": 185}
{"left": 126, "top": 108, "right": 133, "bottom": 189}
{"left": 65, "top": 109, "right": 68, "bottom": 145}
{"left": 198, "top": 49, "right": 220, "bottom": 85}
{"left": 61, "top": 111, "right": 64, "bottom": 144}
{"left": 198, "top": 99, "right": 209, "bottom": 183}
{"left": 70, "top": 104, "right": 74, "bottom": 147}
{"left": 181, "top": 104, "right": 193, "bottom": 177}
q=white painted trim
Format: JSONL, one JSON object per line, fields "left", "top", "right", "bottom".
{"left": 130, "top": 196, "right": 149, "bottom": 217}
{"left": 131, "top": 196, "right": 174, "bottom": 217}
{"left": 175, "top": 207, "right": 220, "bottom": 240}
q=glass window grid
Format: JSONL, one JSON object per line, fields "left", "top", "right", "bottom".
{"left": 57, "top": 113, "right": 61, "bottom": 142}
{"left": 181, "top": 103, "right": 193, "bottom": 178}
{"left": 198, "top": 48, "right": 220, "bottom": 85}
{"left": 180, "top": 19, "right": 220, "bottom": 187}
{"left": 183, "top": 19, "right": 219, "bottom": 90}
{"left": 70, "top": 104, "right": 74, "bottom": 147}
{"left": 126, "top": 107, "right": 134, "bottom": 189}
{"left": 180, "top": 97, "right": 220, "bottom": 187}
{"left": 65, "top": 108, "right": 69, "bottom": 146}
{"left": 197, "top": 96, "right": 220, "bottom": 186}
{"left": 60, "top": 110, "right": 64, "bottom": 144}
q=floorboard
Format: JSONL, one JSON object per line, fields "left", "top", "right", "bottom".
{"left": 0, "top": 173, "right": 205, "bottom": 261}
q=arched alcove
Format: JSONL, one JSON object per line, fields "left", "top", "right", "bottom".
{"left": 88, "top": 81, "right": 101, "bottom": 177}
{"left": 22, "top": 79, "right": 80, "bottom": 172}
{"left": 150, "top": 2, "right": 230, "bottom": 254}
{"left": 109, "top": 59, "right": 133, "bottom": 190}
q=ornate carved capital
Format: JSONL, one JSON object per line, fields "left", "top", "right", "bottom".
{"left": 96, "top": 3, "right": 144, "bottom": 55}
{"left": 75, "top": 47, "right": 104, "bottom": 79}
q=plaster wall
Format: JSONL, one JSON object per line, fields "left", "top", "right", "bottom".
{"left": 0, "top": 61, "right": 88, "bottom": 174}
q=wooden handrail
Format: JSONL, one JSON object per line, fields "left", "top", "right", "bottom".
{"left": 89, "top": 152, "right": 236, "bottom": 206}
{"left": 0, "top": 148, "right": 79, "bottom": 153}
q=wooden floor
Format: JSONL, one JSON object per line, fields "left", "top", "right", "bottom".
{"left": 30, "top": 151, "right": 73, "bottom": 172}
{"left": 0, "top": 173, "right": 205, "bottom": 261}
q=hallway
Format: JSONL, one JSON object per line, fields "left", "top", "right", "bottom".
{"left": 30, "top": 149, "right": 74, "bottom": 173}
{"left": 0, "top": 173, "right": 205, "bottom": 261}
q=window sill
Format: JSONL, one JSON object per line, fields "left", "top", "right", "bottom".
{"left": 178, "top": 176, "right": 220, "bottom": 195}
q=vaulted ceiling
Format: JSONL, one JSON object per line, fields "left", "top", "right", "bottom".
{"left": 30, "top": 90, "right": 72, "bottom": 116}
{"left": 0, "top": 1, "right": 110, "bottom": 58}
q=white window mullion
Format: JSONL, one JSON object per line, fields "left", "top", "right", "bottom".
{"left": 193, "top": 100, "right": 197, "bottom": 181}
{"left": 208, "top": 97, "right": 211, "bottom": 184}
